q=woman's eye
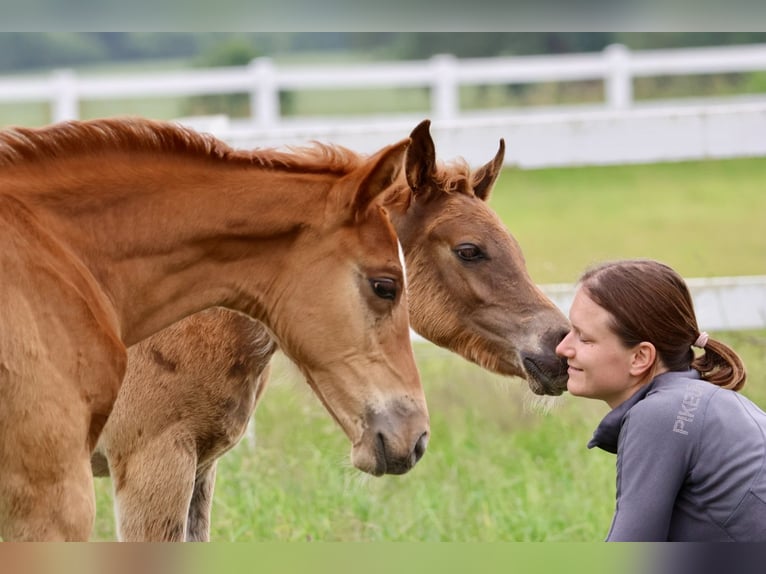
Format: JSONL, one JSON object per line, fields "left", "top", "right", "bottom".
{"left": 369, "top": 277, "right": 397, "bottom": 300}
{"left": 454, "top": 243, "right": 485, "bottom": 262}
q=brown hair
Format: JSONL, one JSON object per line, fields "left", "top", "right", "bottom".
{"left": 579, "top": 259, "right": 746, "bottom": 391}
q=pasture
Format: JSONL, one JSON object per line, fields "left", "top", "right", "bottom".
{"left": 89, "top": 156, "right": 766, "bottom": 541}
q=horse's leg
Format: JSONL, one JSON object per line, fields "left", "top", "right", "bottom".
{"left": 0, "top": 393, "right": 96, "bottom": 541}
{"left": 0, "top": 458, "right": 95, "bottom": 541}
{"left": 111, "top": 432, "right": 197, "bottom": 542}
{"left": 184, "top": 361, "right": 271, "bottom": 542}
{"left": 185, "top": 462, "right": 218, "bottom": 542}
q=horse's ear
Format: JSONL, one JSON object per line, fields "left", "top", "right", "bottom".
{"left": 471, "top": 138, "right": 505, "bottom": 202}
{"left": 405, "top": 119, "right": 436, "bottom": 195}
{"left": 352, "top": 138, "right": 411, "bottom": 216}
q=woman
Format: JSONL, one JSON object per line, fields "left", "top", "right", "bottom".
{"left": 556, "top": 258, "right": 766, "bottom": 541}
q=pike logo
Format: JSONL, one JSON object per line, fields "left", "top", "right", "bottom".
{"left": 673, "top": 382, "right": 704, "bottom": 436}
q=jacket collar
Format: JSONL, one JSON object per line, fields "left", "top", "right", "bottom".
{"left": 587, "top": 370, "right": 699, "bottom": 454}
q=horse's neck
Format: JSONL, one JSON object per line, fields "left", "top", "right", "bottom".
{"left": 18, "top": 161, "right": 329, "bottom": 345}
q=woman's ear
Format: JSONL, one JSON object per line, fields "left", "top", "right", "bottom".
{"left": 629, "top": 342, "right": 657, "bottom": 377}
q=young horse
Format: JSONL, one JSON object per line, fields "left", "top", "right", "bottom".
{"left": 0, "top": 118, "right": 429, "bottom": 541}
{"left": 92, "top": 119, "right": 570, "bottom": 541}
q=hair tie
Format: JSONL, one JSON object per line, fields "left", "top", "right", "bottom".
{"left": 694, "top": 331, "right": 709, "bottom": 349}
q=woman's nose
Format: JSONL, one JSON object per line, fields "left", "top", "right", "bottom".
{"left": 555, "top": 331, "right": 573, "bottom": 357}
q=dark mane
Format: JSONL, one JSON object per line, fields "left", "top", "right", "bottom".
{"left": 0, "top": 117, "right": 365, "bottom": 175}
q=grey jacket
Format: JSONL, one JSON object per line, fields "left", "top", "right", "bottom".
{"left": 588, "top": 369, "right": 766, "bottom": 541}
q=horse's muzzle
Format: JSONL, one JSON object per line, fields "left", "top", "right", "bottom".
{"left": 352, "top": 401, "right": 430, "bottom": 476}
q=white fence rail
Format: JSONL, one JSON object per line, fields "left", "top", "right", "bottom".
{"left": 3, "top": 43, "right": 766, "bottom": 127}
{"left": 211, "top": 100, "right": 766, "bottom": 169}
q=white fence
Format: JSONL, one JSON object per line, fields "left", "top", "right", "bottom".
{"left": 211, "top": 101, "right": 766, "bottom": 169}
{"left": 4, "top": 42, "right": 766, "bottom": 126}
{"left": 5, "top": 42, "right": 766, "bottom": 168}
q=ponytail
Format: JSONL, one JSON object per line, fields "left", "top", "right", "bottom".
{"left": 692, "top": 336, "right": 747, "bottom": 391}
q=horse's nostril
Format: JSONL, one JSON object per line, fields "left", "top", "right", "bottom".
{"left": 413, "top": 431, "right": 428, "bottom": 463}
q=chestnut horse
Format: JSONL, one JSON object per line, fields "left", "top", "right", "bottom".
{"left": 91, "top": 120, "right": 569, "bottom": 541}
{"left": 0, "top": 118, "right": 429, "bottom": 541}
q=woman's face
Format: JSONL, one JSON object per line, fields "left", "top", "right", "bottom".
{"left": 555, "top": 287, "right": 643, "bottom": 408}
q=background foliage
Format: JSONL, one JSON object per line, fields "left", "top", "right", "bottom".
{"left": 4, "top": 32, "right": 766, "bottom": 74}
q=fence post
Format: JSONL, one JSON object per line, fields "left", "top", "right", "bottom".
{"left": 51, "top": 69, "right": 79, "bottom": 122}
{"left": 249, "top": 57, "right": 279, "bottom": 127}
{"left": 604, "top": 44, "right": 632, "bottom": 110}
{"left": 430, "top": 54, "right": 459, "bottom": 121}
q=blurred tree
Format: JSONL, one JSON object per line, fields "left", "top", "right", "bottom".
{"left": 6, "top": 32, "right": 766, "bottom": 75}
{"left": 0, "top": 33, "right": 103, "bottom": 71}
{"left": 0, "top": 32, "right": 209, "bottom": 72}
{"left": 614, "top": 32, "right": 766, "bottom": 50}
{"left": 384, "top": 32, "right": 617, "bottom": 60}
{"left": 99, "top": 33, "right": 202, "bottom": 61}
{"left": 370, "top": 32, "right": 766, "bottom": 60}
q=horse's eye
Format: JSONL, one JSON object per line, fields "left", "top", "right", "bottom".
{"left": 454, "top": 243, "right": 485, "bottom": 262}
{"left": 369, "top": 277, "right": 397, "bottom": 300}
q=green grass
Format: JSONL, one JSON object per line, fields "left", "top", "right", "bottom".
{"left": 91, "top": 330, "right": 766, "bottom": 541}
{"left": 489, "top": 158, "right": 766, "bottom": 283}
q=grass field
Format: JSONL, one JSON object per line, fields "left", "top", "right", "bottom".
{"left": 91, "top": 330, "right": 766, "bottom": 542}
{"left": 488, "top": 157, "right": 766, "bottom": 284}
{"left": 88, "top": 157, "right": 766, "bottom": 541}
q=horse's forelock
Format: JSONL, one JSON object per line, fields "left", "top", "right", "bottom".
{"left": 431, "top": 158, "right": 474, "bottom": 197}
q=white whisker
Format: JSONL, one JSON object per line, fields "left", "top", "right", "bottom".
{"left": 523, "top": 393, "right": 560, "bottom": 415}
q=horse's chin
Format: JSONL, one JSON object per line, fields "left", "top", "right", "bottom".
{"left": 351, "top": 447, "right": 386, "bottom": 477}
{"left": 526, "top": 378, "right": 565, "bottom": 396}
{"left": 523, "top": 357, "right": 568, "bottom": 396}
{"left": 444, "top": 338, "right": 569, "bottom": 396}
{"left": 488, "top": 358, "right": 566, "bottom": 396}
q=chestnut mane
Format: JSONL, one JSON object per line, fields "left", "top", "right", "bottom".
{"left": 0, "top": 117, "right": 365, "bottom": 175}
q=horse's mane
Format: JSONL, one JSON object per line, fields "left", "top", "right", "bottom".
{"left": 0, "top": 117, "right": 365, "bottom": 175}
